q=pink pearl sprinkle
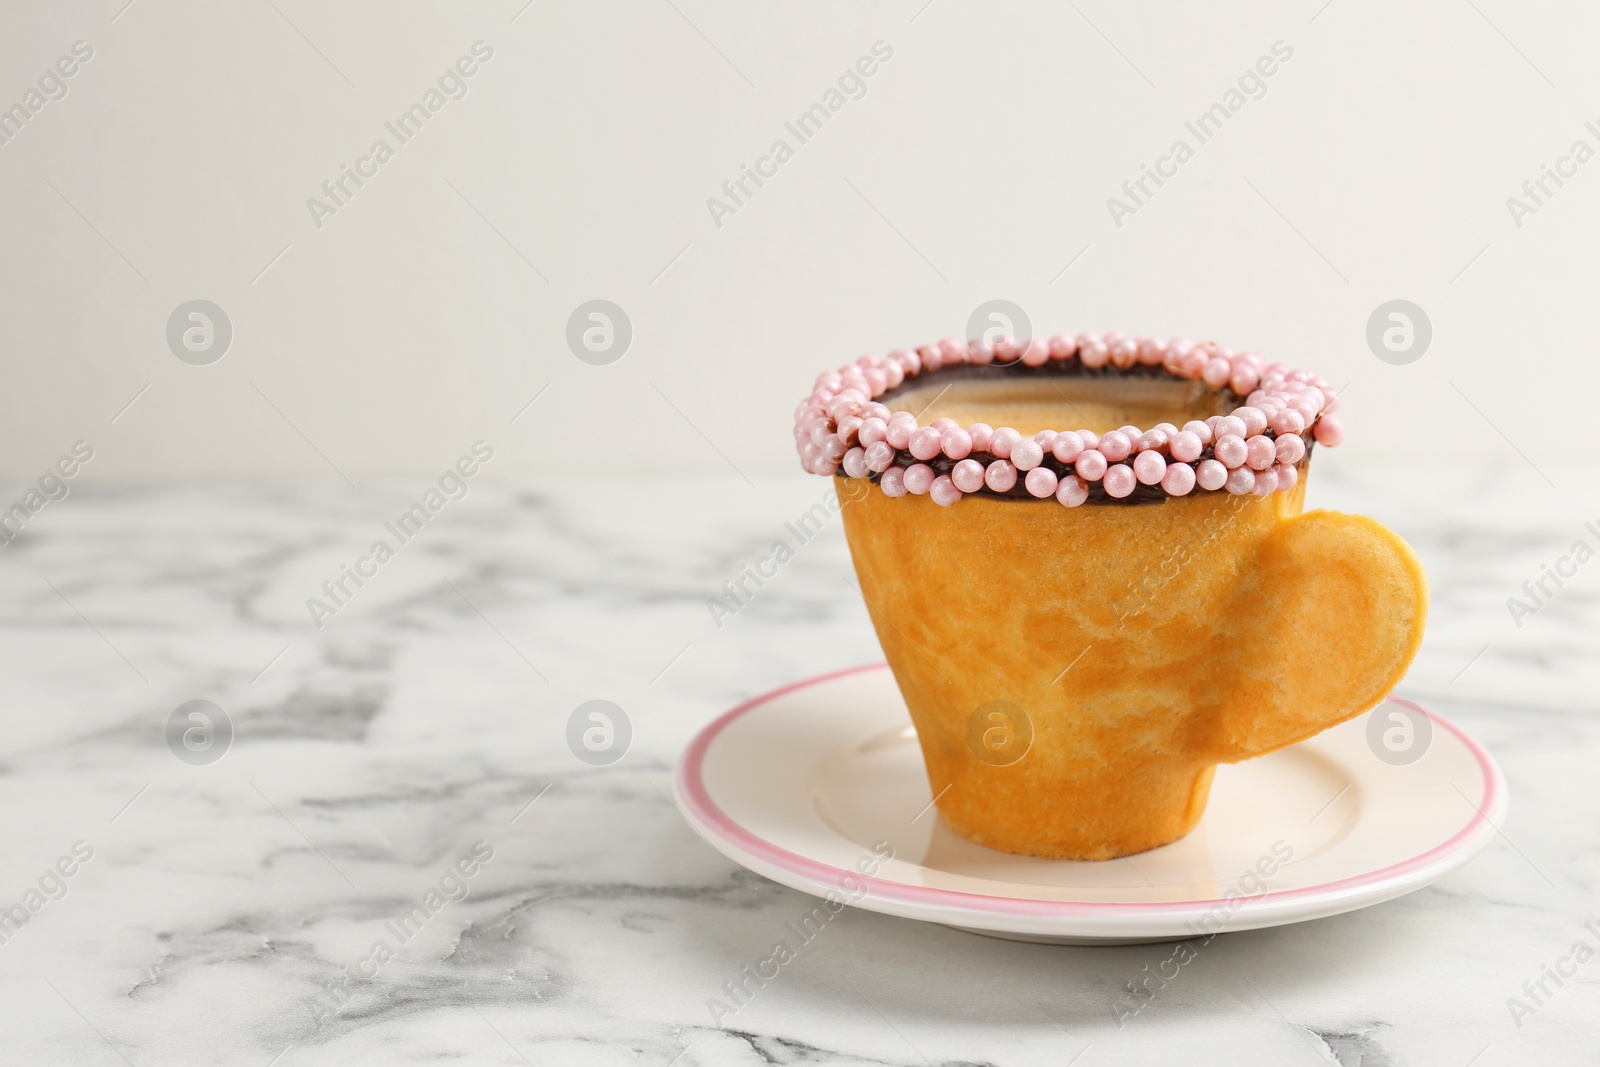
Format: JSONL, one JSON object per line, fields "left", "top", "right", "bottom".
{"left": 1252, "top": 466, "right": 1279, "bottom": 495}
{"left": 1245, "top": 435, "right": 1277, "bottom": 471}
{"left": 1214, "top": 416, "right": 1247, "bottom": 440}
{"left": 1109, "top": 336, "right": 1138, "bottom": 369}
{"left": 1137, "top": 337, "right": 1165, "bottom": 365}
{"left": 1075, "top": 449, "right": 1108, "bottom": 481}
{"left": 885, "top": 420, "right": 913, "bottom": 450}
{"left": 1052, "top": 433, "right": 1085, "bottom": 463}
{"left": 908, "top": 426, "right": 943, "bottom": 461}
{"left": 1196, "top": 459, "right": 1228, "bottom": 491}
{"left": 1138, "top": 429, "right": 1169, "bottom": 452}
{"left": 991, "top": 336, "right": 1019, "bottom": 364}
{"left": 1313, "top": 415, "right": 1344, "bottom": 447}
{"left": 1214, "top": 434, "right": 1248, "bottom": 469}
{"left": 938, "top": 337, "right": 965, "bottom": 361}
{"left": 1011, "top": 438, "right": 1045, "bottom": 471}
{"left": 1230, "top": 364, "right": 1260, "bottom": 396}
{"left": 967, "top": 340, "right": 994, "bottom": 365}
{"left": 1182, "top": 420, "right": 1213, "bottom": 446}
{"left": 880, "top": 467, "right": 906, "bottom": 497}
{"left": 883, "top": 362, "right": 904, "bottom": 389}
{"left": 967, "top": 423, "right": 993, "bottom": 452}
{"left": 837, "top": 415, "right": 864, "bottom": 443}
{"left": 990, "top": 427, "right": 1021, "bottom": 459}
{"left": 930, "top": 475, "right": 962, "bottom": 507}
{"left": 1103, "top": 464, "right": 1137, "bottom": 498}
{"left": 827, "top": 396, "right": 861, "bottom": 422}
{"left": 1025, "top": 466, "right": 1059, "bottom": 497}
{"left": 1202, "top": 357, "right": 1232, "bottom": 390}
{"left": 1056, "top": 476, "right": 1089, "bottom": 507}
{"left": 1099, "top": 430, "right": 1133, "bottom": 463}
{"left": 1078, "top": 335, "right": 1109, "bottom": 368}
{"left": 1034, "top": 429, "right": 1058, "bottom": 449}
{"left": 865, "top": 441, "right": 895, "bottom": 472}
{"left": 858, "top": 417, "right": 888, "bottom": 447}
{"left": 1048, "top": 333, "right": 1077, "bottom": 360}
{"left": 1161, "top": 462, "right": 1197, "bottom": 496}
{"left": 1270, "top": 408, "right": 1305, "bottom": 436}
{"left": 1276, "top": 462, "right": 1299, "bottom": 491}
{"left": 904, "top": 463, "right": 935, "bottom": 494}
{"left": 1276, "top": 433, "right": 1306, "bottom": 465}
{"left": 1234, "top": 406, "right": 1268, "bottom": 436}
{"left": 1170, "top": 431, "right": 1204, "bottom": 463}
{"left": 942, "top": 427, "right": 973, "bottom": 460}
{"left": 1133, "top": 450, "right": 1167, "bottom": 485}
{"left": 1078, "top": 429, "right": 1101, "bottom": 450}
{"left": 1020, "top": 338, "right": 1050, "bottom": 367}
{"left": 985, "top": 460, "right": 1017, "bottom": 492}
{"left": 842, "top": 447, "right": 868, "bottom": 478}
{"left": 951, "top": 458, "right": 986, "bottom": 493}
{"left": 1225, "top": 467, "right": 1256, "bottom": 495}
{"left": 929, "top": 417, "right": 958, "bottom": 432}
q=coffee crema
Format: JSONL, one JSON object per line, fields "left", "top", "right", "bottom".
{"left": 794, "top": 333, "right": 1343, "bottom": 507}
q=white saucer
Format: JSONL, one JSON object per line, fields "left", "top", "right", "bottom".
{"left": 674, "top": 663, "right": 1508, "bottom": 944}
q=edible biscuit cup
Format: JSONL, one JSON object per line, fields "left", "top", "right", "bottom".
{"left": 798, "top": 334, "right": 1426, "bottom": 860}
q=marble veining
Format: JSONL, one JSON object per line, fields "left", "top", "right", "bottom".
{"left": 0, "top": 466, "right": 1594, "bottom": 1065}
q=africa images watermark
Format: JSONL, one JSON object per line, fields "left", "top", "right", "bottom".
{"left": 306, "top": 441, "right": 495, "bottom": 628}
{"left": 706, "top": 840, "right": 894, "bottom": 1026}
{"left": 1505, "top": 916, "right": 1600, "bottom": 1029}
{"left": 0, "top": 440, "right": 95, "bottom": 547}
{"left": 313, "top": 840, "right": 495, "bottom": 1026}
{"left": 1106, "top": 39, "right": 1294, "bottom": 229}
{"left": 1110, "top": 490, "right": 1250, "bottom": 625}
{"left": 1111, "top": 839, "right": 1294, "bottom": 1026}
{"left": 0, "top": 40, "right": 94, "bottom": 149}
{"left": 306, "top": 41, "right": 494, "bottom": 229}
{"left": 0, "top": 840, "right": 95, "bottom": 947}
{"left": 705, "top": 476, "right": 869, "bottom": 629}
{"left": 705, "top": 40, "right": 894, "bottom": 229}
{"left": 1505, "top": 517, "right": 1600, "bottom": 628}
{"left": 1505, "top": 118, "right": 1600, "bottom": 229}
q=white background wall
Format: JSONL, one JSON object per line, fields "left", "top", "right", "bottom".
{"left": 0, "top": 0, "right": 1594, "bottom": 484}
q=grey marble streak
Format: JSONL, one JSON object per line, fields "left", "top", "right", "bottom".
{"left": 0, "top": 466, "right": 1594, "bottom": 1065}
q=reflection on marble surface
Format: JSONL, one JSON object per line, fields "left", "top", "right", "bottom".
{"left": 0, "top": 465, "right": 1593, "bottom": 1065}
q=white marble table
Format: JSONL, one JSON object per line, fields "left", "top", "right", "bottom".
{"left": 0, "top": 466, "right": 1592, "bottom": 1066}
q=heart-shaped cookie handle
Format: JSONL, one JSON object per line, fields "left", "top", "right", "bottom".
{"left": 1196, "top": 509, "right": 1429, "bottom": 764}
